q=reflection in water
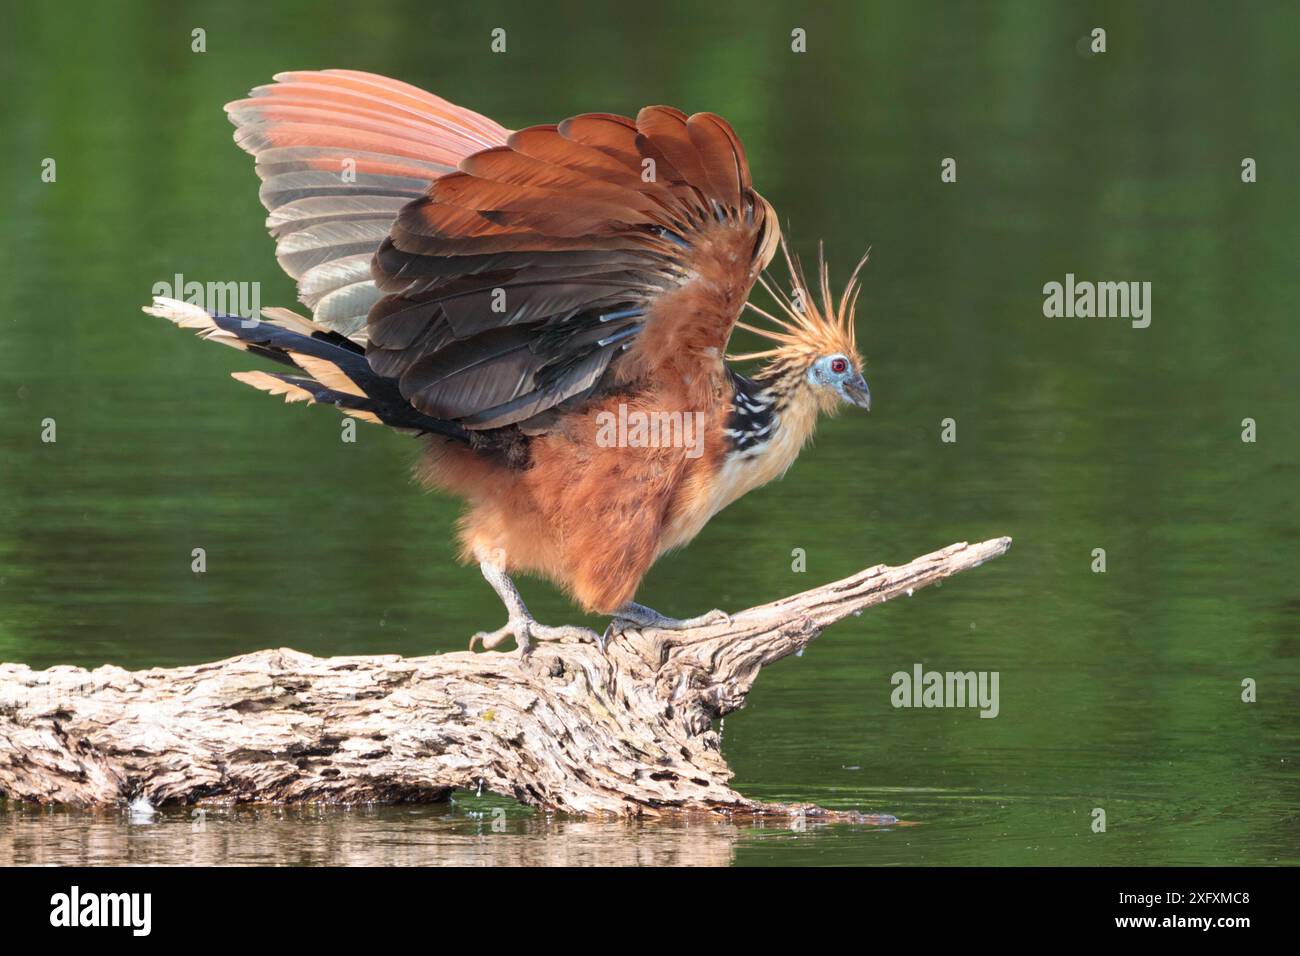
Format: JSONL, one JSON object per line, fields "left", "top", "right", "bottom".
{"left": 1, "top": 802, "right": 745, "bottom": 867}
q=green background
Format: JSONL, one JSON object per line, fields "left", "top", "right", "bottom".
{"left": 1, "top": 0, "right": 1296, "bottom": 865}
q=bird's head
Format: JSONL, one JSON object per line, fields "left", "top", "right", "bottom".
{"left": 730, "top": 238, "right": 871, "bottom": 415}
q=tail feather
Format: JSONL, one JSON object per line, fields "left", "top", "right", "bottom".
{"left": 144, "top": 296, "right": 468, "bottom": 439}
{"left": 230, "top": 371, "right": 385, "bottom": 427}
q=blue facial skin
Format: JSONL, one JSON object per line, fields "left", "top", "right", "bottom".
{"left": 810, "top": 354, "right": 871, "bottom": 409}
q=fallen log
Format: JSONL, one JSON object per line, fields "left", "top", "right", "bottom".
{"left": 0, "top": 537, "right": 1010, "bottom": 818}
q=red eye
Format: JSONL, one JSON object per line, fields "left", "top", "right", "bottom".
{"left": 830, "top": 358, "right": 849, "bottom": 374}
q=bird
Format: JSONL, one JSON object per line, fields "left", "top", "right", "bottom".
{"left": 144, "top": 69, "right": 872, "bottom": 654}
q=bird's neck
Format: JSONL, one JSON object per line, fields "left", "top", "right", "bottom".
{"left": 656, "top": 364, "right": 821, "bottom": 558}
{"left": 724, "top": 363, "right": 822, "bottom": 474}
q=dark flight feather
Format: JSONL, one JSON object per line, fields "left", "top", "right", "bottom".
{"left": 221, "top": 71, "right": 778, "bottom": 438}
{"left": 367, "top": 103, "right": 777, "bottom": 430}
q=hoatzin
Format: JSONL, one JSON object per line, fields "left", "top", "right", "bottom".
{"left": 145, "top": 70, "right": 872, "bottom": 653}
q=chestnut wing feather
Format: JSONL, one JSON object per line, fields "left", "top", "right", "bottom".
{"left": 369, "top": 107, "right": 780, "bottom": 430}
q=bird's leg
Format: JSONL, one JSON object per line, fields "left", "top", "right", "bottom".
{"left": 609, "top": 601, "right": 732, "bottom": 633}
{"left": 469, "top": 556, "right": 597, "bottom": 654}
{"left": 470, "top": 559, "right": 531, "bottom": 652}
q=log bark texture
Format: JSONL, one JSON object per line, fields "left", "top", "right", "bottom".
{"left": 0, "top": 537, "right": 1010, "bottom": 817}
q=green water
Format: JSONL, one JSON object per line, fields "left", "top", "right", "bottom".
{"left": 0, "top": 0, "right": 1296, "bottom": 866}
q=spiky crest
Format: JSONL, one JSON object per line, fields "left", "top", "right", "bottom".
{"left": 729, "top": 236, "right": 869, "bottom": 367}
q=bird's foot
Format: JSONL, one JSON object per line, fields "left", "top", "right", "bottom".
{"left": 469, "top": 617, "right": 531, "bottom": 654}
{"left": 469, "top": 615, "right": 598, "bottom": 655}
{"left": 609, "top": 602, "right": 732, "bottom": 634}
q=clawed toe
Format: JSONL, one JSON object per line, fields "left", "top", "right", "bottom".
{"left": 529, "top": 622, "right": 600, "bottom": 645}
{"left": 469, "top": 617, "right": 600, "bottom": 655}
{"left": 605, "top": 617, "right": 634, "bottom": 639}
{"left": 663, "top": 608, "right": 731, "bottom": 629}
{"left": 469, "top": 618, "right": 533, "bottom": 654}
{"left": 609, "top": 602, "right": 732, "bottom": 633}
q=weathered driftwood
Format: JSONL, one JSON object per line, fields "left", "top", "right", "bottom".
{"left": 0, "top": 537, "right": 1010, "bottom": 818}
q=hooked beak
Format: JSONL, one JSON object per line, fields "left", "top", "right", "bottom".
{"left": 842, "top": 373, "right": 872, "bottom": 411}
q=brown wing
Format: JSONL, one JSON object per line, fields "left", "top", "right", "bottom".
{"left": 369, "top": 106, "right": 781, "bottom": 430}
{"left": 225, "top": 70, "right": 510, "bottom": 338}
